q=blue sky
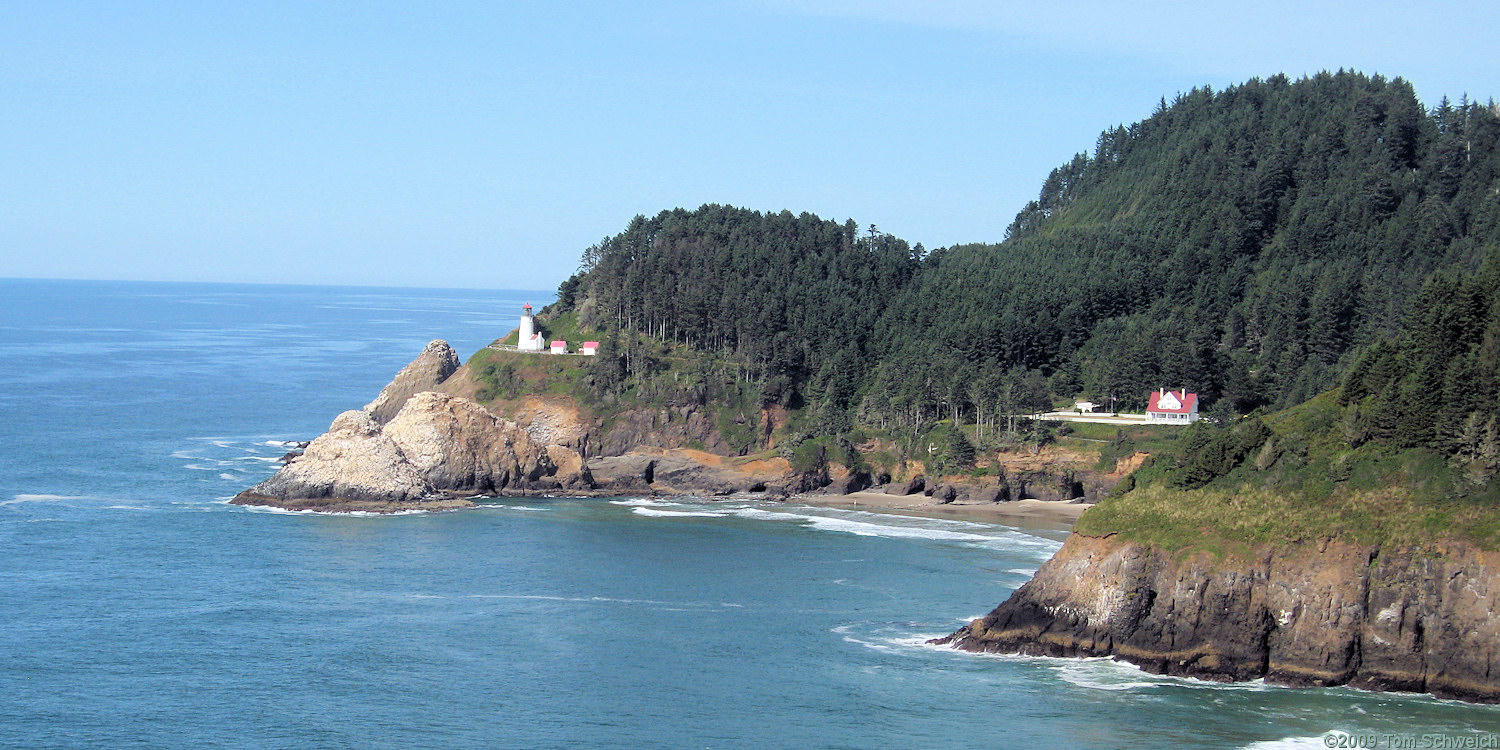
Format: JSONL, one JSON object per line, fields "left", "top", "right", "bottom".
{"left": 3, "top": 1, "right": 1496, "bottom": 290}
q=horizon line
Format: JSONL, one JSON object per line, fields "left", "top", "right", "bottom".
{"left": 0, "top": 275, "right": 563, "bottom": 296}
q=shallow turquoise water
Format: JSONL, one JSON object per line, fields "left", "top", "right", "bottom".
{"left": 2, "top": 279, "right": 1497, "bottom": 749}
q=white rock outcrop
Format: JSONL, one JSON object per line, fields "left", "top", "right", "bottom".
{"left": 364, "top": 339, "right": 461, "bottom": 425}
{"left": 241, "top": 408, "right": 436, "bottom": 506}
{"left": 234, "top": 343, "right": 583, "bottom": 511}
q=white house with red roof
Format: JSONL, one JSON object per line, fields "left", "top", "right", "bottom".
{"left": 1146, "top": 388, "right": 1199, "bottom": 423}
{"left": 580, "top": 341, "right": 599, "bottom": 356}
{"left": 550, "top": 340, "right": 569, "bottom": 355}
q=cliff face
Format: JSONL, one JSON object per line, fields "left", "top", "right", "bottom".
{"left": 599, "top": 405, "right": 737, "bottom": 456}
{"left": 935, "top": 533, "right": 1500, "bottom": 704}
{"left": 435, "top": 360, "right": 740, "bottom": 459}
{"left": 586, "top": 449, "right": 791, "bottom": 496}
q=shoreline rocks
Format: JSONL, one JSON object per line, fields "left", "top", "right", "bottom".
{"left": 932, "top": 533, "right": 1500, "bottom": 704}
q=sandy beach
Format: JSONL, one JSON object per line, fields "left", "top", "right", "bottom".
{"left": 794, "top": 490, "right": 1091, "bottom": 532}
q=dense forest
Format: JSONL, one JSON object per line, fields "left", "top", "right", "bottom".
{"left": 1339, "top": 256, "right": 1500, "bottom": 481}
{"left": 550, "top": 71, "right": 1500, "bottom": 478}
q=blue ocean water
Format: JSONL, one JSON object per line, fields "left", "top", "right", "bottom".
{"left": 2, "top": 279, "right": 1497, "bottom": 749}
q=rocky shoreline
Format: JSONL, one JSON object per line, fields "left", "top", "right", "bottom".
{"left": 931, "top": 533, "right": 1500, "bottom": 704}
{"left": 234, "top": 340, "right": 1094, "bottom": 515}
{"left": 229, "top": 342, "right": 795, "bottom": 512}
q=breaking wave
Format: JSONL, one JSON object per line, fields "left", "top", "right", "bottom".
{"left": 225, "top": 500, "right": 434, "bottom": 517}
{"left": 616, "top": 498, "right": 1064, "bottom": 558}
{"left": 1239, "top": 734, "right": 1347, "bottom": 750}
{"left": 631, "top": 507, "right": 732, "bottom": 518}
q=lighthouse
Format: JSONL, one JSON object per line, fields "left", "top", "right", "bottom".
{"left": 517, "top": 303, "right": 544, "bottom": 352}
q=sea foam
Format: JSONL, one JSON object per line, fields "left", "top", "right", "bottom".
{"left": 631, "top": 507, "right": 731, "bottom": 518}
{"left": 2, "top": 494, "right": 92, "bottom": 506}
{"left": 226, "top": 501, "right": 434, "bottom": 517}
{"left": 1240, "top": 734, "right": 1347, "bottom": 750}
{"left": 616, "top": 499, "right": 1067, "bottom": 558}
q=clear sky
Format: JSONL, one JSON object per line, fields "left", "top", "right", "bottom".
{"left": 3, "top": 1, "right": 1496, "bottom": 290}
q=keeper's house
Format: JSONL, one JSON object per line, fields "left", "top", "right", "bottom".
{"left": 1146, "top": 389, "right": 1200, "bottom": 424}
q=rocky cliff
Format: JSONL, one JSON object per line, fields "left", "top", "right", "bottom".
{"left": 435, "top": 359, "right": 745, "bottom": 459}
{"left": 933, "top": 533, "right": 1500, "bottom": 703}
{"left": 365, "top": 339, "right": 460, "bottom": 425}
{"left": 233, "top": 389, "right": 578, "bottom": 511}
{"left": 234, "top": 341, "right": 586, "bottom": 512}
{"left": 234, "top": 341, "right": 801, "bottom": 511}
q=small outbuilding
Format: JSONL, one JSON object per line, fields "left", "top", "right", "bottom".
{"left": 550, "top": 340, "right": 568, "bottom": 355}
{"left": 580, "top": 341, "right": 599, "bottom": 356}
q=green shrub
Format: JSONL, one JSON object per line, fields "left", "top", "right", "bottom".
{"left": 791, "top": 439, "right": 828, "bottom": 474}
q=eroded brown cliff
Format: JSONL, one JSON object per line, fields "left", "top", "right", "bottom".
{"left": 934, "top": 533, "right": 1500, "bottom": 703}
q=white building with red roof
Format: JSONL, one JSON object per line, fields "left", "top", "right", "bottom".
{"left": 1146, "top": 388, "right": 1200, "bottom": 423}
{"left": 509, "top": 303, "right": 595, "bottom": 356}
{"left": 517, "top": 303, "right": 545, "bottom": 352}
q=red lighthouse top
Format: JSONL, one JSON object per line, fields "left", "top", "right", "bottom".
{"left": 523, "top": 303, "right": 532, "bottom": 312}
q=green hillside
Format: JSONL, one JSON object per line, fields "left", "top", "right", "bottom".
{"left": 1078, "top": 254, "right": 1500, "bottom": 551}
{"left": 874, "top": 72, "right": 1499, "bottom": 418}
{"left": 535, "top": 71, "right": 1499, "bottom": 497}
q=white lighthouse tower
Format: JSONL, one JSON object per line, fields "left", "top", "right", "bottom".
{"left": 517, "top": 303, "right": 544, "bottom": 352}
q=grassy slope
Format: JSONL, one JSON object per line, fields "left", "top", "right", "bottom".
{"left": 1055, "top": 422, "right": 1183, "bottom": 473}
{"left": 466, "top": 312, "right": 771, "bottom": 454}
{"left": 1076, "top": 393, "right": 1500, "bottom": 556}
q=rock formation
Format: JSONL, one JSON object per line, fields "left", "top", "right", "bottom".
{"left": 584, "top": 450, "right": 789, "bottom": 496}
{"left": 234, "top": 341, "right": 582, "bottom": 512}
{"left": 888, "top": 475, "right": 926, "bottom": 496}
{"left": 933, "top": 533, "right": 1500, "bottom": 703}
{"left": 236, "top": 407, "right": 438, "bottom": 510}
{"left": 1000, "top": 469, "right": 1088, "bottom": 503}
{"left": 825, "top": 469, "right": 874, "bottom": 495}
{"left": 382, "top": 391, "right": 560, "bottom": 492}
{"left": 365, "top": 339, "right": 461, "bottom": 425}
{"left": 233, "top": 391, "right": 575, "bottom": 512}
{"left": 234, "top": 341, "right": 805, "bottom": 511}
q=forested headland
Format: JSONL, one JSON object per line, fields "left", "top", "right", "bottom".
{"left": 515, "top": 70, "right": 1499, "bottom": 524}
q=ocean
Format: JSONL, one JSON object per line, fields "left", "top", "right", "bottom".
{"left": 2, "top": 278, "right": 1496, "bottom": 749}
